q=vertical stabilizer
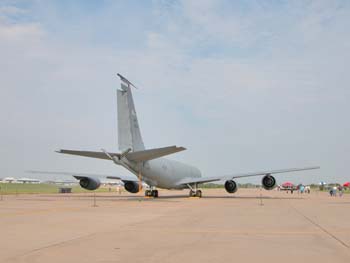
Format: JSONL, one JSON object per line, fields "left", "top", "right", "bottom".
{"left": 117, "top": 75, "right": 145, "bottom": 152}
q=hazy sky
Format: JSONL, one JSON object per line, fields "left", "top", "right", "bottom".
{"left": 1, "top": 0, "right": 349, "bottom": 184}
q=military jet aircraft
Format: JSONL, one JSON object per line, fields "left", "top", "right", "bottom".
{"left": 33, "top": 74, "right": 319, "bottom": 197}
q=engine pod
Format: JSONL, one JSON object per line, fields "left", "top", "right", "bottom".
{"left": 225, "top": 180, "right": 238, "bottom": 193}
{"left": 79, "top": 177, "right": 101, "bottom": 190}
{"left": 124, "top": 181, "right": 140, "bottom": 193}
{"left": 261, "top": 174, "right": 276, "bottom": 190}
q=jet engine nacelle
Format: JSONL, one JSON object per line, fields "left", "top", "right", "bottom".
{"left": 262, "top": 174, "right": 276, "bottom": 190}
{"left": 79, "top": 177, "right": 101, "bottom": 190}
{"left": 124, "top": 181, "right": 141, "bottom": 193}
{"left": 225, "top": 180, "right": 238, "bottom": 193}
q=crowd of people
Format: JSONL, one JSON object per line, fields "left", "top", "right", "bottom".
{"left": 329, "top": 185, "right": 344, "bottom": 197}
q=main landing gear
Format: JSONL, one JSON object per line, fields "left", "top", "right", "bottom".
{"left": 187, "top": 183, "right": 202, "bottom": 198}
{"left": 189, "top": 190, "right": 202, "bottom": 198}
{"left": 145, "top": 189, "right": 158, "bottom": 198}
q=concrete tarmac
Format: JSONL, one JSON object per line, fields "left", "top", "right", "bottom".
{"left": 1, "top": 188, "right": 350, "bottom": 263}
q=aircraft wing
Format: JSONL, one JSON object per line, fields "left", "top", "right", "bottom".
{"left": 176, "top": 177, "right": 222, "bottom": 185}
{"left": 176, "top": 166, "right": 320, "bottom": 186}
{"left": 229, "top": 166, "right": 320, "bottom": 179}
{"left": 26, "top": 170, "right": 138, "bottom": 182}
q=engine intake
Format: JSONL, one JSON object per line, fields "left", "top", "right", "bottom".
{"left": 79, "top": 177, "right": 101, "bottom": 191}
{"left": 262, "top": 174, "right": 276, "bottom": 190}
{"left": 124, "top": 181, "right": 141, "bottom": 193}
{"left": 225, "top": 180, "right": 238, "bottom": 193}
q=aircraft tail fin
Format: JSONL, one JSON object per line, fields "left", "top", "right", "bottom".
{"left": 117, "top": 74, "right": 145, "bottom": 151}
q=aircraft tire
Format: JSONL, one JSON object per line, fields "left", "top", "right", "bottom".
{"left": 152, "top": 190, "right": 159, "bottom": 198}
{"left": 196, "top": 190, "right": 202, "bottom": 198}
{"left": 151, "top": 190, "right": 159, "bottom": 198}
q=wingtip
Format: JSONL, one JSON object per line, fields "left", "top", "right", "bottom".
{"left": 173, "top": 145, "right": 186, "bottom": 151}
{"left": 308, "top": 166, "right": 320, "bottom": 170}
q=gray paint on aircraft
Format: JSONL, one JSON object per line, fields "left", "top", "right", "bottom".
{"left": 53, "top": 75, "right": 319, "bottom": 194}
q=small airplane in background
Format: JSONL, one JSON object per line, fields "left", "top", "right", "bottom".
{"left": 1, "top": 177, "right": 40, "bottom": 184}
{"left": 17, "top": 178, "right": 40, "bottom": 184}
{"left": 30, "top": 74, "right": 319, "bottom": 197}
{"left": 1, "top": 177, "right": 16, "bottom": 183}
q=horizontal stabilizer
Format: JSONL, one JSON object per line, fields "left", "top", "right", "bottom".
{"left": 57, "top": 150, "right": 120, "bottom": 160}
{"left": 125, "top": 145, "right": 186, "bottom": 162}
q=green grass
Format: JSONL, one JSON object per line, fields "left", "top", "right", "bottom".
{"left": 201, "top": 183, "right": 258, "bottom": 189}
{"left": 0, "top": 183, "right": 114, "bottom": 195}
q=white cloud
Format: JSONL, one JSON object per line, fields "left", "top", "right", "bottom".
{"left": 0, "top": 22, "right": 43, "bottom": 41}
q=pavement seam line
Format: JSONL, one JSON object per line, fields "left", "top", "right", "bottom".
{"left": 288, "top": 202, "right": 349, "bottom": 249}
{"left": 7, "top": 232, "right": 98, "bottom": 261}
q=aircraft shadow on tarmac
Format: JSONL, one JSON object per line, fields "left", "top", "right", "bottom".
{"left": 15, "top": 194, "right": 305, "bottom": 202}
{"left": 85, "top": 194, "right": 305, "bottom": 201}
{"left": 200, "top": 195, "right": 303, "bottom": 200}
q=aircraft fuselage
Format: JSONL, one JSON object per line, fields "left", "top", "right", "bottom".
{"left": 124, "top": 158, "right": 202, "bottom": 189}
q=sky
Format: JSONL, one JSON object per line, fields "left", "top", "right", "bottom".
{"left": 0, "top": 0, "right": 349, "bottom": 184}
